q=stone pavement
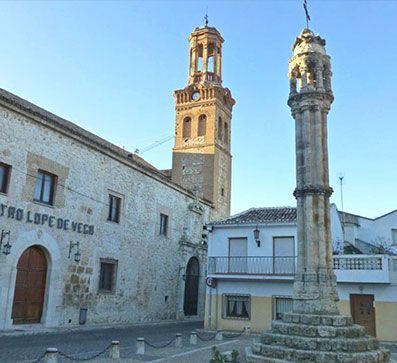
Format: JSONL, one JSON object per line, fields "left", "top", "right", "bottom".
{"left": 95, "top": 338, "right": 397, "bottom": 363}
{"left": 1, "top": 321, "right": 396, "bottom": 362}
{"left": 66, "top": 336, "right": 252, "bottom": 362}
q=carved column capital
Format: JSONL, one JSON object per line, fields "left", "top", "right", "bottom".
{"left": 293, "top": 185, "right": 333, "bottom": 199}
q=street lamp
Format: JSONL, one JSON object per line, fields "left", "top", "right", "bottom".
{"left": 0, "top": 230, "right": 12, "bottom": 255}
{"left": 254, "top": 226, "right": 260, "bottom": 247}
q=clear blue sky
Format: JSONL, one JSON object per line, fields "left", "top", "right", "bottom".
{"left": 0, "top": 1, "right": 396, "bottom": 218}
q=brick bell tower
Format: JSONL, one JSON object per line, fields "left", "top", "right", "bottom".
{"left": 172, "top": 22, "right": 235, "bottom": 220}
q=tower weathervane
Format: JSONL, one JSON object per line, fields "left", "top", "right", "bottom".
{"left": 204, "top": 13, "right": 208, "bottom": 26}
{"left": 303, "top": 0, "right": 311, "bottom": 29}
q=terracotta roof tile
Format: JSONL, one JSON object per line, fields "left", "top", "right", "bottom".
{"left": 211, "top": 207, "right": 297, "bottom": 225}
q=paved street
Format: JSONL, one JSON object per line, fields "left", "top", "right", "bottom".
{"left": 1, "top": 321, "right": 396, "bottom": 363}
{"left": 0, "top": 320, "right": 205, "bottom": 362}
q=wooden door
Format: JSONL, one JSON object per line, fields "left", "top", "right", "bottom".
{"left": 350, "top": 294, "right": 376, "bottom": 336}
{"left": 12, "top": 246, "right": 47, "bottom": 324}
{"left": 183, "top": 257, "right": 199, "bottom": 316}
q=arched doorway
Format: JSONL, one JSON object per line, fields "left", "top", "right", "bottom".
{"left": 183, "top": 257, "right": 199, "bottom": 316}
{"left": 12, "top": 246, "right": 48, "bottom": 324}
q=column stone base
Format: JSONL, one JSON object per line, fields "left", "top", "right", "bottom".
{"left": 246, "top": 313, "right": 390, "bottom": 363}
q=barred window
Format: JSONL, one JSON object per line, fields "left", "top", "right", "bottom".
{"left": 108, "top": 195, "right": 121, "bottom": 223}
{"left": 224, "top": 294, "right": 250, "bottom": 319}
{"left": 160, "top": 213, "right": 169, "bottom": 236}
{"left": 99, "top": 259, "right": 118, "bottom": 293}
{"left": 0, "top": 162, "right": 11, "bottom": 194}
{"left": 273, "top": 296, "right": 293, "bottom": 320}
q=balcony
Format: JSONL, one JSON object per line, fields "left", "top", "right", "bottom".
{"left": 333, "top": 255, "right": 391, "bottom": 283}
{"left": 207, "top": 256, "right": 296, "bottom": 280}
{"left": 207, "top": 255, "right": 395, "bottom": 283}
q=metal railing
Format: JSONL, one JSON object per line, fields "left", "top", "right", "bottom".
{"left": 207, "top": 256, "right": 296, "bottom": 276}
{"left": 208, "top": 255, "right": 390, "bottom": 276}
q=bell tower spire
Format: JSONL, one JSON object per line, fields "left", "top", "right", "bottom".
{"left": 188, "top": 24, "right": 223, "bottom": 86}
{"left": 171, "top": 24, "right": 235, "bottom": 220}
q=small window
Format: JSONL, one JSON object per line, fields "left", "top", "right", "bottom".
{"left": 108, "top": 195, "right": 121, "bottom": 223}
{"left": 392, "top": 229, "right": 397, "bottom": 245}
{"left": 0, "top": 162, "right": 11, "bottom": 194}
{"left": 34, "top": 170, "right": 56, "bottom": 205}
{"left": 221, "top": 188, "right": 225, "bottom": 197}
{"left": 183, "top": 117, "right": 192, "bottom": 138}
{"left": 273, "top": 296, "right": 293, "bottom": 320}
{"left": 198, "top": 115, "right": 207, "bottom": 136}
{"left": 160, "top": 213, "right": 169, "bottom": 236}
{"left": 224, "top": 122, "right": 228, "bottom": 144}
{"left": 99, "top": 259, "right": 118, "bottom": 293}
{"left": 224, "top": 294, "right": 250, "bottom": 319}
{"left": 217, "top": 117, "right": 222, "bottom": 140}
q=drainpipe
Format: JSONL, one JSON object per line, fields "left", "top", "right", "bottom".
{"left": 208, "top": 286, "right": 212, "bottom": 329}
{"left": 215, "top": 284, "right": 219, "bottom": 330}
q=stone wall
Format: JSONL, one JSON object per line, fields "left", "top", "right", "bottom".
{"left": 0, "top": 100, "right": 211, "bottom": 329}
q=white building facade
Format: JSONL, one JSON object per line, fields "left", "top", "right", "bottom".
{"left": 204, "top": 206, "right": 397, "bottom": 342}
{"left": 0, "top": 87, "right": 212, "bottom": 330}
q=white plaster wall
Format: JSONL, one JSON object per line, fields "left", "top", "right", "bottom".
{"left": 330, "top": 204, "right": 344, "bottom": 251}
{"left": 0, "top": 104, "right": 211, "bottom": 328}
{"left": 372, "top": 211, "right": 397, "bottom": 244}
{"left": 356, "top": 217, "right": 378, "bottom": 244}
{"left": 212, "top": 279, "right": 397, "bottom": 303}
{"left": 209, "top": 224, "right": 297, "bottom": 258}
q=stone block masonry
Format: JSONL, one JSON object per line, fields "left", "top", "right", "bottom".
{"left": 246, "top": 28, "right": 389, "bottom": 363}
{"left": 0, "top": 84, "right": 212, "bottom": 329}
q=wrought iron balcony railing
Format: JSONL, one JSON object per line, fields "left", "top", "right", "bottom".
{"left": 207, "top": 256, "right": 296, "bottom": 276}
{"left": 207, "top": 255, "right": 392, "bottom": 283}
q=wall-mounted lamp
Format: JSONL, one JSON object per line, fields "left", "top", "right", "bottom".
{"left": 253, "top": 226, "right": 260, "bottom": 247}
{"left": 201, "top": 232, "right": 208, "bottom": 246}
{"left": 68, "top": 241, "right": 81, "bottom": 263}
{"left": 0, "top": 230, "right": 12, "bottom": 255}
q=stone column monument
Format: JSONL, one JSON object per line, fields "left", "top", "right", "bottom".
{"left": 246, "top": 29, "right": 389, "bottom": 363}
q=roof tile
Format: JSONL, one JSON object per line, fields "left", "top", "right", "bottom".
{"left": 211, "top": 207, "right": 297, "bottom": 225}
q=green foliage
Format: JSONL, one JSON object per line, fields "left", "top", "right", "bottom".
{"left": 210, "top": 346, "right": 226, "bottom": 363}
{"left": 231, "top": 350, "right": 240, "bottom": 363}
{"left": 210, "top": 347, "right": 240, "bottom": 363}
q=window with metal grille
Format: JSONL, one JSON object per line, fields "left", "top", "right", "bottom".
{"left": 108, "top": 195, "right": 121, "bottom": 223}
{"left": 160, "top": 213, "right": 169, "bottom": 236}
{"left": 99, "top": 259, "right": 118, "bottom": 293}
{"left": 223, "top": 294, "right": 250, "bottom": 319}
{"left": 273, "top": 296, "right": 293, "bottom": 320}
{"left": 0, "top": 162, "right": 11, "bottom": 194}
{"left": 34, "top": 170, "right": 56, "bottom": 205}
